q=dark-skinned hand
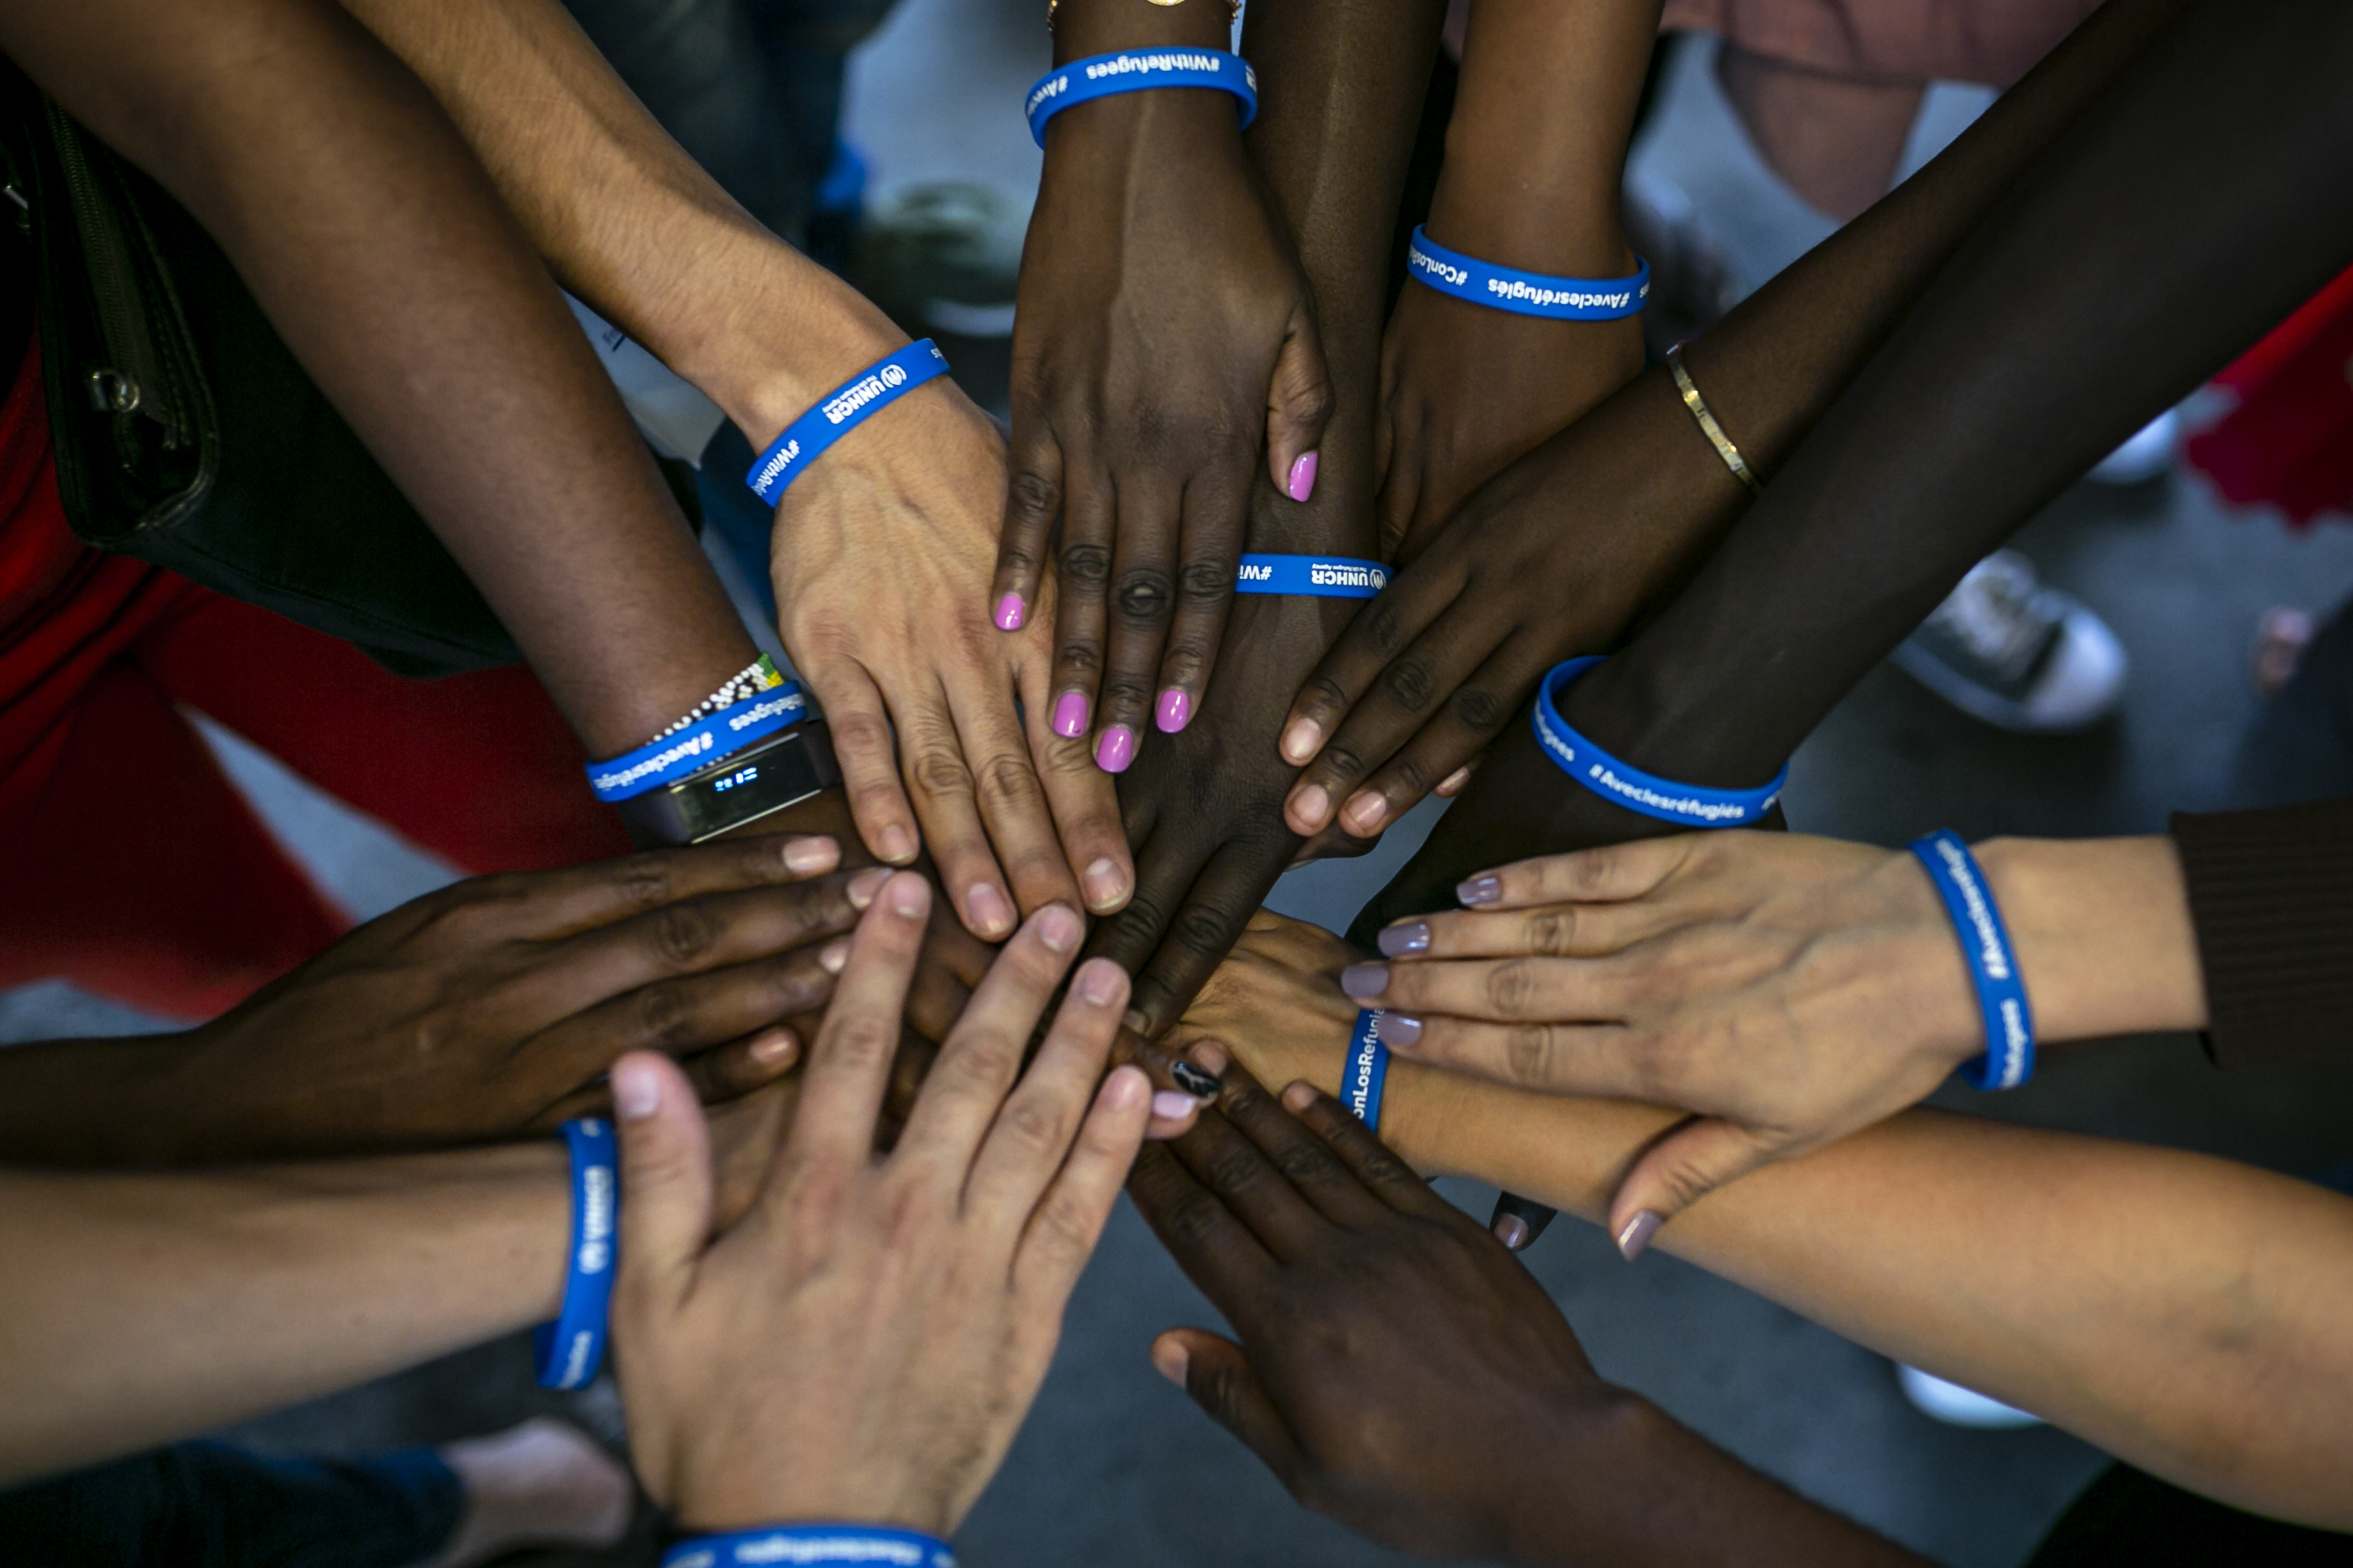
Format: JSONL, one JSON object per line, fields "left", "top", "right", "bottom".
{"left": 1281, "top": 367, "right": 1751, "bottom": 843}
{"left": 998, "top": 85, "right": 1331, "bottom": 772}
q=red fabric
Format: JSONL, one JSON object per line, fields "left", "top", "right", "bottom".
{"left": 0, "top": 338, "right": 629, "bottom": 1019}
{"left": 2184, "top": 263, "right": 2353, "bottom": 530}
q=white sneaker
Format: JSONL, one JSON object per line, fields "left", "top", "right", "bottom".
{"left": 1897, "top": 1364, "right": 2044, "bottom": 1429}
{"left": 1890, "top": 550, "right": 2128, "bottom": 732}
{"left": 2087, "top": 408, "right": 2178, "bottom": 485}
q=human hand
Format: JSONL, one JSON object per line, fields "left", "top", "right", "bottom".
{"left": 1281, "top": 369, "right": 1746, "bottom": 841}
{"left": 1127, "top": 1061, "right": 1640, "bottom": 1563}
{"left": 1161, "top": 908, "right": 1360, "bottom": 1096}
{"left": 999, "top": 87, "right": 1331, "bottom": 769}
{"left": 609, "top": 876, "right": 1152, "bottom": 1536}
{"left": 773, "top": 385, "right": 1134, "bottom": 940}
{"left": 163, "top": 835, "right": 886, "bottom": 1162}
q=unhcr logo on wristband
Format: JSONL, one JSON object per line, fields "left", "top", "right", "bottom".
{"left": 745, "top": 341, "right": 950, "bottom": 505}
{"left": 1233, "top": 553, "right": 1390, "bottom": 599}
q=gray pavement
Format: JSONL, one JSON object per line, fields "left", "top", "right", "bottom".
{"left": 10, "top": 8, "right": 2353, "bottom": 1566}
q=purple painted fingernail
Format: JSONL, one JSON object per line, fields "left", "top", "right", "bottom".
{"left": 1286, "top": 451, "right": 1319, "bottom": 503}
{"left": 1617, "top": 1210, "right": 1663, "bottom": 1262}
{"left": 1053, "top": 691, "right": 1090, "bottom": 739}
{"left": 994, "top": 593, "right": 1026, "bottom": 632}
{"left": 1096, "top": 725, "right": 1137, "bottom": 773}
{"left": 1492, "top": 1213, "right": 1532, "bottom": 1251}
{"left": 1156, "top": 688, "right": 1191, "bottom": 733}
{"left": 1372, "top": 1012, "right": 1421, "bottom": 1047}
{"left": 1457, "top": 875, "right": 1503, "bottom": 906}
{"left": 1376, "top": 920, "right": 1430, "bottom": 957}
{"left": 1339, "top": 962, "right": 1389, "bottom": 1001}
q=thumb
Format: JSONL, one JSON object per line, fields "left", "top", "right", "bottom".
{"left": 612, "top": 1051, "right": 715, "bottom": 1311}
{"left": 1265, "top": 303, "right": 1333, "bottom": 503}
{"left": 1152, "top": 1327, "right": 1303, "bottom": 1485}
{"left": 1606, "top": 1117, "right": 1783, "bottom": 1262}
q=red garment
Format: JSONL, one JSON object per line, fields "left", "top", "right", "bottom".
{"left": 0, "top": 339, "right": 628, "bottom": 1020}
{"left": 2184, "top": 263, "right": 2353, "bottom": 530}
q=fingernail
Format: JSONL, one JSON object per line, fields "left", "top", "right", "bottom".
{"left": 1342, "top": 791, "right": 1388, "bottom": 836}
{"left": 1169, "top": 1060, "right": 1222, "bottom": 1099}
{"left": 1155, "top": 688, "right": 1191, "bottom": 733}
{"left": 1152, "top": 1089, "right": 1200, "bottom": 1121}
{"left": 845, "top": 867, "right": 889, "bottom": 909}
{"left": 1052, "top": 690, "right": 1090, "bottom": 739}
{"left": 1339, "top": 962, "right": 1389, "bottom": 1001}
{"left": 1492, "top": 1213, "right": 1531, "bottom": 1251}
{"left": 1436, "top": 765, "right": 1471, "bottom": 797}
{"left": 1151, "top": 1338, "right": 1189, "bottom": 1387}
{"left": 1279, "top": 716, "right": 1321, "bottom": 766}
{"left": 994, "top": 592, "right": 1026, "bottom": 632}
{"left": 967, "top": 883, "right": 1014, "bottom": 938}
{"left": 1280, "top": 1081, "right": 1318, "bottom": 1112}
{"left": 818, "top": 936, "right": 851, "bottom": 973}
{"left": 782, "top": 836, "right": 838, "bottom": 875}
{"left": 1286, "top": 450, "right": 1319, "bottom": 503}
{"left": 1458, "top": 874, "right": 1502, "bottom": 906}
{"left": 1376, "top": 920, "right": 1429, "bottom": 957}
{"left": 1083, "top": 857, "right": 1129, "bottom": 912}
{"left": 1034, "top": 901, "right": 1081, "bottom": 953}
{"left": 1291, "top": 783, "right": 1331, "bottom": 830}
{"left": 1372, "top": 1013, "right": 1421, "bottom": 1048}
{"left": 877, "top": 825, "right": 917, "bottom": 865}
{"left": 612, "top": 1059, "right": 660, "bottom": 1121}
{"left": 887, "top": 873, "right": 929, "bottom": 919}
{"left": 1095, "top": 725, "right": 1137, "bottom": 774}
{"left": 1617, "top": 1210, "right": 1663, "bottom": 1261}
{"left": 1106, "top": 1066, "right": 1150, "bottom": 1110}
{"left": 1122, "top": 1009, "right": 1150, "bottom": 1036}
{"left": 1188, "top": 1040, "right": 1231, "bottom": 1073}
{"left": 1078, "top": 957, "right": 1126, "bottom": 1006}
{"left": 750, "top": 1028, "right": 799, "bottom": 1067}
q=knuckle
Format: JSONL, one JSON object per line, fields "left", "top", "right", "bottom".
{"left": 1522, "top": 909, "right": 1578, "bottom": 955}
{"left": 1314, "top": 741, "right": 1369, "bottom": 786}
{"left": 1300, "top": 674, "right": 1353, "bottom": 722}
{"left": 1061, "top": 542, "right": 1112, "bottom": 590}
{"left": 1055, "top": 641, "right": 1102, "bottom": 680}
{"left": 604, "top": 856, "right": 680, "bottom": 912}
{"left": 1502, "top": 1022, "right": 1561, "bottom": 1086}
{"left": 996, "top": 539, "right": 1042, "bottom": 579}
{"left": 647, "top": 900, "right": 718, "bottom": 966}
{"left": 975, "top": 750, "right": 1046, "bottom": 814}
{"left": 1386, "top": 753, "right": 1432, "bottom": 796}
{"left": 1381, "top": 657, "right": 1436, "bottom": 714}
{"left": 1177, "top": 558, "right": 1231, "bottom": 605}
{"left": 1363, "top": 599, "right": 1405, "bottom": 655}
{"left": 1113, "top": 568, "right": 1176, "bottom": 627}
{"left": 909, "top": 743, "right": 976, "bottom": 801}
{"left": 1481, "top": 958, "right": 1545, "bottom": 1017}
{"left": 995, "top": 1092, "right": 1074, "bottom": 1163}
{"left": 1007, "top": 468, "right": 1062, "bottom": 526}
{"left": 630, "top": 979, "right": 697, "bottom": 1052}
{"left": 1169, "top": 902, "right": 1240, "bottom": 964}
{"left": 1450, "top": 685, "right": 1505, "bottom": 733}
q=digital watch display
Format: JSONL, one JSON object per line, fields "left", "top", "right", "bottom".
{"left": 614, "top": 722, "right": 841, "bottom": 846}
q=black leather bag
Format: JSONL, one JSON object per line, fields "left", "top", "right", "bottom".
{"left": 1, "top": 65, "right": 525, "bottom": 675}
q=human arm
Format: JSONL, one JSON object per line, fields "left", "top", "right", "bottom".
{"left": 1372, "top": 0, "right": 1657, "bottom": 563}
{"left": 1277, "top": 0, "right": 2197, "bottom": 842}
{"left": 333, "top": 0, "right": 1130, "bottom": 936}
{"left": 1169, "top": 912, "right": 2353, "bottom": 1529}
{"left": 1126, "top": 1062, "right": 1924, "bottom": 1566}
{"left": 608, "top": 876, "right": 1152, "bottom": 1538}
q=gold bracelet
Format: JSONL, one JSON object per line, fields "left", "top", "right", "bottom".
{"left": 1667, "top": 345, "right": 1760, "bottom": 495}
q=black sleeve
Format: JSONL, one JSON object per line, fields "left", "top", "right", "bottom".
{"left": 2170, "top": 797, "right": 2353, "bottom": 1068}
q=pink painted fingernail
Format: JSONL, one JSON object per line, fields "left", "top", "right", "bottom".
{"left": 1152, "top": 1089, "right": 1200, "bottom": 1121}
{"left": 1096, "top": 724, "right": 1137, "bottom": 774}
{"left": 1053, "top": 691, "right": 1090, "bottom": 739}
{"left": 994, "top": 593, "right": 1026, "bottom": 632}
{"left": 1286, "top": 451, "right": 1319, "bottom": 503}
{"left": 1493, "top": 1213, "right": 1532, "bottom": 1250}
{"left": 1617, "top": 1210, "right": 1663, "bottom": 1261}
{"left": 1155, "top": 689, "right": 1190, "bottom": 733}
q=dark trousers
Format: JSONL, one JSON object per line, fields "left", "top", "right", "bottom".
{"left": 0, "top": 1442, "right": 461, "bottom": 1568}
{"left": 2234, "top": 590, "right": 2353, "bottom": 807}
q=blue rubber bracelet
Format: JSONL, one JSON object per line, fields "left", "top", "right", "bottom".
{"left": 1908, "top": 830, "right": 2035, "bottom": 1090}
{"left": 1344, "top": 1009, "right": 1389, "bottom": 1131}
{"left": 1233, "top": 553, "right": 1390, "bottom": 598}
{"left": 535, "top": 1119, "right": 618, "bottom": 1390}
{"left": 586, "top": 684, "right": 808, "bottom": 803}
{"left": 662, "top": 1525, "right": 957, "bottom": 1568}
{"left": 745, "top": 341, "right": 951, "bottom": 505}
{"left": 1406, "top": 226, "right": 1650, "bottom": 321}
{"left": 1531, "top": 657, "right": 1787, "bottom": 827}
{"left": 1025, "top": 49, "right": 1257, "bottom": 147}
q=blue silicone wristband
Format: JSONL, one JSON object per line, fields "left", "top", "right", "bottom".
{"left": 1233, "top": 553, "right": 1390, "bottom": 599}
{"left": 1344, "top": 1009, "right": 1389, "bottom": 1131}
{"left": 1025, "top": 50, "right": 1257, "bottom": 147}
{"left": 745, "top": 341, "right": 951, "bottom": 505}
{"left": 1531, "top": 657, "right": 1787, "bottom": 827}
{"left": 662, "top": 1525, "right": 957, "bottom": 1568}
{"left": 586, "top": 684, "right": 809, "bottom": 803}
{"left": 1405, "top": 226, "right": 1650, "bottom": 321}
{"left": 1908, "top": 830, "right": 2036, "bottom": 1091}
{"left": 535, "top": 1119, "right": 618, "bottom": 1390}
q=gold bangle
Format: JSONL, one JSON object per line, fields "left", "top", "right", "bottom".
{"left": 1667, "top": 345, "right": 1760, "bottom": 495}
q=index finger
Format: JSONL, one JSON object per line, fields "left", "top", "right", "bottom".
{"left": 1275, "top": 556, "right": 1467, "bottom": 774}
{"left": 440, "top": 834, "right": 840, "bottom": 943}
{"left": 782, "top": 872, "right": 933, "bottom": 1177}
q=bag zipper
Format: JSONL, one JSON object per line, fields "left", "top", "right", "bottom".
{"left": 43, "top": 100, "right": 181, "bottom": 442}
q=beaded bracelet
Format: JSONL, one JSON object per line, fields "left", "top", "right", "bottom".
{"left": 649, "top": 655, "right": 787, "bottom": 744}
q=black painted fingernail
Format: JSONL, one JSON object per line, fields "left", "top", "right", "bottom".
{"left": 1373, "top": 1013, "right": 1422, "bottom": 1048}
{"left": 1340, "top": 962, "right": 1389, "bottom": 1000}
{"left": 1170, "top": 1061, "right": 1222, "bottom": 1100}
{"left": 1377, "top": 920, "right": 1430, "bottom": 957}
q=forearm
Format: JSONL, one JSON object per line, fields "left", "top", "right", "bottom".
{"left": 333, "top": 0, "right": 906, "bottom": 447}
{"left": 0, "top": 1143, "right": 567, "bottom": 1484}
{"left": 3, "top": 0, "right": 752, "bottom": 756}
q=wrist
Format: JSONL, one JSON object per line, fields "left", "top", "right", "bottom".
{"left": 1973, "top": 835, "right": 2206, "bottom": 1039}
{"left": 1050, "top": 0, "right": 1232, "bottom": 59}
{"left": 702, "top": 274, "right": 910, "bottom": 453}
{"left": 1497, "top": 1387, "right": 1663, "bottom": 1566}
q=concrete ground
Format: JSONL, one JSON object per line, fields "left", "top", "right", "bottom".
{"left": 8, "top": 8, "right": 2353, "bottom": 1567}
